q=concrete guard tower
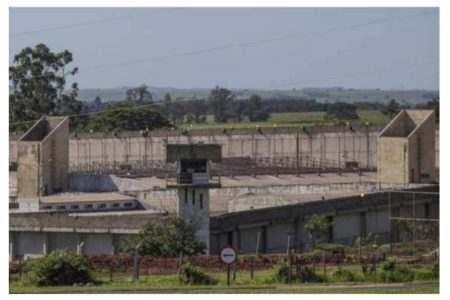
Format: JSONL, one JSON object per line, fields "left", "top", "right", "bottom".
{"left": 16, "top": 116, "right": 69, "bottom": 210}
{"left": 166, "top": 144, "right": 222, "bottom": 254}
{"left": 378, "top": 110, "right": 436, "bottom": 184}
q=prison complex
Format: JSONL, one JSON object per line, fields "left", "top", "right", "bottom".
{"left": 9, "top": 110, "right": 439, "bottom": 260}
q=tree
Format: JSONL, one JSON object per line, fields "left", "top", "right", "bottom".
{"left": 382, "top": 99, "right": 400, "bottom": 118}
{"left": 187, "top": 98, "right": 208, "bottom": 124}
{"left": 208, "top": 86, "right": 234, "bottom": 123}
{"left": 160, "top": 93, "right": 172, "bottom": 119}
{"left": 84, "top": 101, "right": 171, "bottom": 132}
{"left": 9, "top": 43, "right": 83, "bottom": 131}
{"left": 417, "top": 97, "right": 439, "bottom": 123}
{"left": 304, "top": 214, "right": 331, "bottom": 249}
{"left": 125, "top": 84, "right": 153, "bottom": 103}
{"left": 93, "top": 96, "right": 102, "bottom": 109}
{"left": 120, "top": 216, "right": 205, "bottom": 257}
{"left": 324, "top": 102, "right": 359, "bottom": 121}
{"left": 172, "top": 97, "right": 188, "bottom": 125}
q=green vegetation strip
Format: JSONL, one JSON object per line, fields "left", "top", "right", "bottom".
{"left": 179, "top": 110, "right": 389, "bottom": 130}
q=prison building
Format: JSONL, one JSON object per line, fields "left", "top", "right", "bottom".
{"left": 378, "top": 110, "right": 436, "bottom": 184}
{"left": 9, "top": 186, "right": 438, "bottom": 260}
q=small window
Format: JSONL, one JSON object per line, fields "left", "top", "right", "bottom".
{"left": 84, "top": 204, "right": 93, "bottom": 209}
{"left": 184, "top": 187, "right": 188, "bottom": 204}
{"left": 124, "top": 202, "right": 133, "bottom": 208}
{"left": 192, "top": 189, "right": 196, "bottom": 205}
{"left": 70, "top": 205, "right": 79, "bottom": 210}
{"left": 112, "top": 203, "right": 120, "bottom": 208}
{"left": 97, "top": 203, "right": 107, "bottom": 209}
{"left": 42, "top": 206, "right": 52, "bottom": 210}
{"left": 199, "top": 193, "right": 203, "bottom": 209}
{"left": 56, "top": 205, "right": 66, "bottom": 210}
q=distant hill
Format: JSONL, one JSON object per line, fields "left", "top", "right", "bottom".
{"left": 75, "top": 86, "right": 438, "bottom": 106}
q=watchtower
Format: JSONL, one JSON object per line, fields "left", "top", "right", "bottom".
{"left": 166, "top": 144, "right": 222, "bottom": 254}
{"left": 378, "top": 110, "right": 436, "bottom": 184}
{"left": 17, "top": 116, "right": 69, "bottom": 199}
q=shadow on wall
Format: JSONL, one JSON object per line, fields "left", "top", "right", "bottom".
{"left": 69, "top": 174, "right": 119, "bottom": 192}
{"left": 69, "top": 173, "right": 151, "bottom": 193}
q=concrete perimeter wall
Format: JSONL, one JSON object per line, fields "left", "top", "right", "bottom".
{"left": 10, "top": 126, "right": 439, "bottom": 170}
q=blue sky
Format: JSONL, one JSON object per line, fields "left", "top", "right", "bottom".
{"left": 9, "top": 7, "right": 439, "bottom": 90}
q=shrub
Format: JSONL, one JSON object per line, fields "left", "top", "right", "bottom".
{"left": 272, "top": 260, "right": 291, "bottom": 283}
{"left": 316, "top": 243, "right": 348, "bottom": 255}
{"left": 179, "top": 263, "right": 217, "bottom": 285}
{"left": 25, "top": 250, "right": 93, "bottom": 286}
{"left": 331, "top": 268, "right": 358, "bottom": 282}
{"left": 298, "top": 266, "right": 325, "bottom": 283}
{"left": 432, "top": 262, "right": 439, "bottom": 279}
{"left": 382, "top": 257, "right": 398, "bottom": 272}
{"left": 378, "top": 266, "right": 414, "bottom": 283}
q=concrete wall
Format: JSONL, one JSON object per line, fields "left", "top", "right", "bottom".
{"left": 210, "top": 189, "right": 439, "bottom": 254}
{"left": 10, "top": 126, "right": 439, "bottom": 170}
{"left": 17, "top": 142, "right": 40, "bottom": 198}
{"left": 211, "top": 201, "right": 437, "bottom": 254}
{"left": 9, "top": 231, "right": 132, "bottom": 260}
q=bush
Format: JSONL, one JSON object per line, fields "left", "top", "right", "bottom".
{"left": 316, "top": 243, "right": 349, "bottom": 255}
{"left": 25, "top": 250, "right": 94, "bottom": 286}
{"left": 297, "top": 266, "right": 325, "bottom": 283}
{"left": 272, "top": 260, "right": 291, "bottom": 283}
{"left": 331, "top": 268, "right": 358, "bottom": 282}
{"left": 382, "top": 257, "right": 398, "bottom": 272}
{"left": 432, "top": 262, "right": 439, "bottom": 279}
{"left": 179, "top": 263, "right": 217, "bottom": 285}
{"left": 378, "top": 266, "right": 414, "bottom": 283}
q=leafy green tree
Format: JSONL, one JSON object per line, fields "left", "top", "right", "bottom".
{"left": 382, "top": 99, "right": 401, "bottom": 118}
{"left": 93, "top": 96, "right": 102, "bottom": 109}
{"left": 324, "top": 102, "right": 359, "bottom": 121}
{"left": 84, "top": 101, "right": 171, "bottom": 132}
{"left": 9, "top": 43, "right": 83, "bottom": 131}
{"left": 120, "top": 216, "right": 205, "bottom": 257}
{"left": 125, "top": 84, "right": 153, "bottom": 103}
{"left": 187, "top": 98, "right": 208, "bottom": 124}
{"left": 208, "top": 86, "right": 234, "bottom": 123}
{"left": 304, "top": 214, "right": 331, "bottom": 249}
{"left": 242, "top": 94, "right": 264, "bottom": 121}
{"left": 416, "top": 97, "right": 439, "bottom": 123}
{"left": 160, "top": 93, "right": 172, "bottom": 119}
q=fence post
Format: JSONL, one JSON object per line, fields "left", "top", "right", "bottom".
{"left": 133, "top": 243, "right": 141, "bottom": 281}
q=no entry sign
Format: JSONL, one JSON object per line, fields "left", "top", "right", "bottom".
{"left": 220, "top": 246, "right": 237, "bottom": 264}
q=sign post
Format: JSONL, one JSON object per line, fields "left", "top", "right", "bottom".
{"left": 220, "top": 246, "right": 237, "bottom": 286}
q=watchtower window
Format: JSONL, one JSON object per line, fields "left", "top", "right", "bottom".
{"left": 192, "top": 189, "right": 196, "bottom": 205}
{"left": 181, "top": 159, "right": 207, "bottom": 173}
{"left": 199, "top": 193, "right": 203, "bottom": 209}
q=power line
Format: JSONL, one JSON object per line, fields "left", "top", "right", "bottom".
{"left": 9, "top": 59, "right": 436, "bottom": 127}
{"left": 81, "top": 10, "right": 435, "bottom": 72}
{"left": 276, "top": 60, "right": 438, "bottom": 88}
{"left": 9, "top": 10, "right": 436, "bottom": 80}
{"left": 10, "top": 8, "right": 184, "bottom": 37}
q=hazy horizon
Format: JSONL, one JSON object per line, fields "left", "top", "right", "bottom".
{"left": 10, "top": 7, "right": 439, "bottom": 91}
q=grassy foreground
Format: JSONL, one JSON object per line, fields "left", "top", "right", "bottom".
{"left": 179, "top": 110, "right": 389, "bottom": 130}
{"left": 10, "top": 265, "right": 438, "bottom": 294}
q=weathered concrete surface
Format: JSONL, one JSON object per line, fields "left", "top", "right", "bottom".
{"left": 210, "top": 186, "right": 439, "bottom": 254}
{"left": 16, "top": 117, "right": 69, "bottom": 198}
{"left": 378, "top": 110, "right": 436, "bottom": 184}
